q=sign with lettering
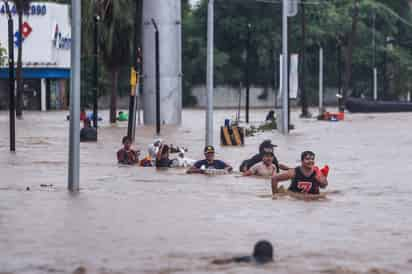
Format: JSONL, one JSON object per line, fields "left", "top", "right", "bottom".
{"left": 0, "top": 4, "right": 47, "bottom": 16}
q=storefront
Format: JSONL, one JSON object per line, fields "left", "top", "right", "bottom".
{"left": 0, "top": 2, "right": 70, "bottom": 110}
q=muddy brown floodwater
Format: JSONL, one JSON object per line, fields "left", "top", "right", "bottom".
{"left": 0, "top": 109, "right": 411, "bottom": 274}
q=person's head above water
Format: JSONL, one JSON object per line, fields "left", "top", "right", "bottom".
{"left": 301, "top": 150, "right": 315, "bottom": 169}
{"left": 204, "top": 145, "right": 215, "bottom": 162}
{"left": 122, "top": 136, "right": 132, "bottom": 150}
{"left": 262, "top": 147, "right": 274, "bottom": 165}
{"left": 259, "top": 140, "right": 277, "bottom": 154}
{"left": 252, "top": 240, "right": 274, "bottom": 264}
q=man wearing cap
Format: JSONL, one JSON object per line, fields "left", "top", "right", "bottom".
{"left": 242, "top": 146, "right": 278, "bottom": 177}
{"left": 239, "top": 140, "right": 289, "bottom": 172}
{"left": 187, "top": 146, "right": 233, "bottom": 174}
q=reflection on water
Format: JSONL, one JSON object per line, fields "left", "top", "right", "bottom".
{"left": 0, "top": 109, "right": 411, "bottom": 274}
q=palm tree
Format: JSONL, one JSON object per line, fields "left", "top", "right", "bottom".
{"left": 99, "top": 0, "right": 134, "bottom": 123}
{"left": 15, "top": 0, "right": 31, "bottom": 118}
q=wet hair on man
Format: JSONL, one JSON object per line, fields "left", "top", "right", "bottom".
{"left": 122, "top": 136, "right": 132, "bottom": 144}
{"left": 301, "top": 151, "right": 315, "bottom": 161}
{"left": 212, "top": 240, "right": 274, "bottom": 265}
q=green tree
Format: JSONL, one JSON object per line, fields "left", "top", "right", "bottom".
{"left": 99, "top": 0, "right": 134, "bottom": 123}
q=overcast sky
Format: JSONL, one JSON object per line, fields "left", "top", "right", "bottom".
{"left": 189, "top": 0, "right": 200, "bottom": 7}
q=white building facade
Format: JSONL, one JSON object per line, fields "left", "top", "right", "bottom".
{"left": 0, "top": 2, "right": 71, "bottom": 110}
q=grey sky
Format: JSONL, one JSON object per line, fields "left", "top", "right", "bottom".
{"left": 189, "top": 0, "right": 200, "bottom": 7}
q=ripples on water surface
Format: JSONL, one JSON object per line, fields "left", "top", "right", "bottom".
{"left": 0, "top": 109, "right": 411, "bottom": 274}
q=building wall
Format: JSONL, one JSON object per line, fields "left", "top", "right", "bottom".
{"left": 0, "top": 2, "right": 71, "bottom": 68}
{"left": 0, "top": 2, "right": 71, "bottom": 110}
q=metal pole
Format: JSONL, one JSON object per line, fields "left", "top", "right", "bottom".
{"left": 127, "top": 0, "right": 140, "bottom": 140}
{"left": 151, "top": 19, "right": 160, "bottom": 136}
{"left": 300, "top": 0, "right": 309, "bottom": 118}
{"left": 337, "top": 42, "right": 343, "bottom": 111}
{"left": 6, "top": 2, "right": 15, "bottom": 152}
{"left": 206, "top": 0, "right": 214, "bottom": 145}
{"left": 372, "top": 11, "right": 378, "bottom": 101}
{"left": 319, "top": 46, "right": 323, "bottom": 114}
{"left": 245, "top": 23, "right": 251, "bottom": 124}
{"left": 281, "top": 0, "right": 289, "bottom": 134}
{"left": 137, "top": 48, "right": 142, "bottom": 125}
{"left": 68, "top": 0, "right": 81, "bottom": 191}
{"left": 373, "top": 68, "right": 378, "bottom": 100}
{"left": 93, "top": 14, "right": 99, "bottom": 131}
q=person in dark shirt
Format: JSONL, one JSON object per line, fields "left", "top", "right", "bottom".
{"left": 155, "top": 144, "right": 174, "bottom": 168}
{"left": 265, "top": 110, "right": 275, "bottom": 122}
{"left": 117, "top": 136, "right": 140, "bottom": 165}
{"left": 271, "top": 151, "right": 328, "bottom": 195}
{"left": 212, "top": 240, "right": 274, "bottom": 265}
{"left": 187, "top": 145, "right": 233, "bottom": 174}
{"left": 80, "top": 118, "right": 97, "bottom": 142}
{"left": 239, "top": 140, "right": 289, "bottom": 172}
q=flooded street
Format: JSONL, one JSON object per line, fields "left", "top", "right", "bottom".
{"left": 0, "top": 108, "right": 411, "bottom": 274}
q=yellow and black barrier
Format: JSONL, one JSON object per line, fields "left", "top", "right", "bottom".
{"left": 220, "top": 126, "right": 245, "bottom": 146}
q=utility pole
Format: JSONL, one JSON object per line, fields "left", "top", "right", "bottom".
{"left": 372, "top": 10, "right": 378, "bottom": 100}
{"left": 318, "top": 46, "right": 324, "bottom": 114}
{"left": 206, "top": 0, "right": 214, "bottom": 145}
{"left": 151, "top": 18, "right": 160, "bottom": 136}
{"left": 68, "top": 0, "right": 81, "bottom": 191}
{"left": 5, "top": 1, "right": 15, "bottom": 152}
{"left": 281, "top": 0, "right": 289, "bottom": 134}
{"left": 245, "top": 23, "right": 251, "bottom": 124}
{"left": 127, "top": 0, "right": 141, "bottom": 141}
{"left": 300, "top": 0, "right": 310, "bottom": 118}
{"left": 93, "top": 14, "right": 99, "bottom": 131}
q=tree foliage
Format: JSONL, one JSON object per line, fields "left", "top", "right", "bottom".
{"left": 182, "top": 0, "right": 412, "bottom": 104}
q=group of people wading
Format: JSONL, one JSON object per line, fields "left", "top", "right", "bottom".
{"left": 117, "top": 136, "right": 329, "bottom": 196}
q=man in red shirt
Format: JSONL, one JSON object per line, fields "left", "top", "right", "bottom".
{"left": 117, "top": 136, "right": 140, "bottom": 165}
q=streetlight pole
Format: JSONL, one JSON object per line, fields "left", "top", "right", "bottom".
{"left": 318, "top": 46, "right": 324, "bottom": 114}
{"left": 372, "top": 10, "right": 378, "bottom": 100}
{"left": 127, "top": 0, "right": 141, "bottom": 141}
{"left": 281, "top": 0, "right": 289, "bottom": 134}
{"left": 68, "top": 0, "right": 81, "bottom": 191}
{"left": 300, "top": 0, "right": 310, "bottom": 118}
{"left": 5, "top": 1, "right": 15, "bottom": 152}
{"left": 151, "top": 18, "right": 160, "bottom": 136}
{"left": 206, "top": 0, "right": 214, "bottom": 146}
{"left": 93, "top": 14, "right": 99, "bottom": 131}
{"left": 245, "top": 23, "right": 251, "bottom": 124}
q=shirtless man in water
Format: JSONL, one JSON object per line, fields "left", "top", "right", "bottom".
{"left": 271, "top": 151, "right": 328, "bottom": 195}
{"left": 243, "top": 147, "right": 278, "bottom": 177}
